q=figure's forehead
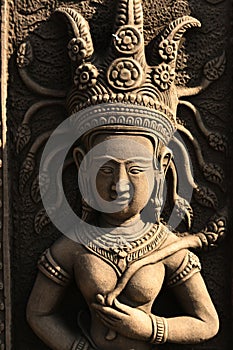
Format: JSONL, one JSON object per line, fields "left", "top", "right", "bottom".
{"left": 92, "top": 134, "right": 154, "bottom": 159}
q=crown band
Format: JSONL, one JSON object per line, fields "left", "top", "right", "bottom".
{"left": 69, "top": 103, "right": 176, "bottom": 145}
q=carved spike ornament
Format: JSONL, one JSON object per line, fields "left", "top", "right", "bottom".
{"left": 15, "top": 0, "right": 227, "bottom": 244}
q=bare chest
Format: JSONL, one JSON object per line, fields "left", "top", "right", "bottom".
{"left": 74, "top": 248, "right": 165, "bottom": 308}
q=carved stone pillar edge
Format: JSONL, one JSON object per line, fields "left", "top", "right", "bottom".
{"left": 1, "top": 0, "right": 12, "bottom": 349}
{"left": 231, "top": 0, "right": 233, "bottom": 340}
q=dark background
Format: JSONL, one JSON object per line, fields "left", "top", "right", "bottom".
{"left": 5, "top": 0, "right": 233, "bottom": 349}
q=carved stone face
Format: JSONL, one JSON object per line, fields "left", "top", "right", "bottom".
{"left": 90, "top": 134, "right": 156, "bottom": 223}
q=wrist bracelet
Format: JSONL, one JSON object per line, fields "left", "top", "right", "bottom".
{"left": 148, "top": 313, "right": 157, "bottom": 343}
{"left": 71, "top": 336, "right": 89, "bottom": 350}
{"left": 149, "top": 314, "right": 168, "bottom": 344}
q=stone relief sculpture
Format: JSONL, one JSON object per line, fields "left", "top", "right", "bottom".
{"left": 5, "top": 0, "right": 230, "bottom": 349}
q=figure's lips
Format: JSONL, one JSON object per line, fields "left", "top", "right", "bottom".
{"left": 110, "top": 193, "right": 131, "bottom": 204}
{"left": 114, "top": 194, "right": 131, "bottom": 205}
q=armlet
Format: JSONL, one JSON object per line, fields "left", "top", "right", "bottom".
{"left": 38, "top": 248, "right": 72, "bottom": 287}
{"left": 167, "top": 251, "right": 201, "bottom": 287}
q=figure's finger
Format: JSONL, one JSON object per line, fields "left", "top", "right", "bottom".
{"left": 91, "top": 302, "right": 105, "bottom": 311}
{"left": 96, "top": 310, "right": 121, "bottom": 322}
{"left": 105, "top": 329, "right": 117, "bottom": 341}
{"left": 96, "top": 311, "right": 116, "bottom": 327}
{"left": 106, "top": 292, "right": 116, "bottom": 306}
{"left": 98, "top": 317, "right": 113, "bottom": 328}
{"left": 91, "top": 303, "right": 124, "bottom": 319}
{"left": 113, "top": 298, "right": 131, "bottom": 315}
{"left": 96, "top": 293, "right": 105, "bottom": 305}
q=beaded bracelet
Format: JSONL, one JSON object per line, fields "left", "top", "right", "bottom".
{"left": 71, "top": 337, "right": 90, "bottom": 350}
{"left": 149, "top": 314, "right": 168, "bottom": 344}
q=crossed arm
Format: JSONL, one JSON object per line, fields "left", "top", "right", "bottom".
{"left": 27, "top": 272, "right": 79, "bottom": 350}
{"left": 92, "top": 272, "right": 219, "bottom": 344}
{"left": 27, "top": 237, "right": 219, "bottom": 349}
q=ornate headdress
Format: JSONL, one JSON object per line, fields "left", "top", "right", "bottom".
{"left": 56, "top": 1, "right": 200, "bottom": 145}
{"left": 16, "top": 0, "right": 227, "bottom": 245}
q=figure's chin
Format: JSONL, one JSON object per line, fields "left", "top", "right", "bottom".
{"left": 102, "top": 206, "right": 140, "bottom": 223}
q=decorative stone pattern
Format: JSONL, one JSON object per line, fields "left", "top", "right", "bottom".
{"left": 159, "top": 39, "right": 177, "bottom": 61}
{"left": 74, "top": 63, "right": 99, "bottom": 90}
{"left": 67, "top": 37, "right": 87, "bottom": 62}
{"left": 113, "top": 25, "right": 142, "bottom": 54}
{"left": 153, "top": 63, "right": 176, "bottom": 90}
{"left": 107, "top": 58, "right": 143, "bottom": 90}
{"left": 1, "top": 0, "right": 233, "bottom": 348}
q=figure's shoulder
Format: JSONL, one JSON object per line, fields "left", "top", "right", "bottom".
{"left": 37, "top": 236, "right": 88, "bottom": 286}
{"left": 49, "top": 235, "right": 83, "bottom": 274}
{"left": 160, "top": 226, "right": 201, "bottom": 286}
{"left": 160, "top": 228, "right": 189, "bottom": 275}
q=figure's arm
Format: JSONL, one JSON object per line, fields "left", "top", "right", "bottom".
{"left": 92, "top": 248, "right": 219, "bottom": 345}
{"left": 161, "top": 236, "right": 219, "bottom": 344}
{"left": 27, "top": 271, "right": 78, "bottom": 350}
{"left": 27, "top": 237, "right": 88, "bottom": 350}
{"left": 165, "top": 270, "right": 219, "bottom": 344}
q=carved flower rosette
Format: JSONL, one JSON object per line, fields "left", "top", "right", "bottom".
{"left": 114, "top": 26, "right": 141, "bottom": 54}
{"left": 107, "top": 58, "right": 143, "bottom": 90}
{"left": 159, "top": 39, "right": 177, "bottom": 61}
{"left": 153, "top": 63, "right": 176, "bottom": 90}
{"left": 208, "top": 132, "right": 227, "bottom": 152}
{"left": 16, "top": 123, "right": 31, "bottom": 153}
{"left": 17, "top": 41, "right": 33, "bottom": 68}
{"left": 68, "top": 37, "right": 87, "bottom": 62}
{"left": 74, "top": 63, "right": 98, "bottom": 90}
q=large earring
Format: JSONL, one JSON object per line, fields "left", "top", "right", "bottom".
{"left": 151, "top": 170, "right": 165, "bottom": 223}
{"left": 73, "top": 146, "right": 96, "bottom": 223}
{"left": 81, "top": 198, "right": 95, "bottom": 222}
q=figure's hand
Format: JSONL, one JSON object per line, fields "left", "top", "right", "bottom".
{"left": 91, "top": 298, "right": 152, "bottom": 341}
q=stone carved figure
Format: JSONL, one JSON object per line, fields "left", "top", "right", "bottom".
{"left": 25, "top": 1, "right": 223, "bottom": 349}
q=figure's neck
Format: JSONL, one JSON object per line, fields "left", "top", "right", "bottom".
{"left": 98, "top": 213, "right": 146, "bottom": 231}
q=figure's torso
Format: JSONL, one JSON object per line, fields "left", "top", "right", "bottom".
{"left": 73, "top": 245, "right": 165, "bottom": 350}
{"left": 50, "top": 225, "right": 188, "bottom": 350}
{"left": 74, "top": 245, "right": 165, "bottom": 308}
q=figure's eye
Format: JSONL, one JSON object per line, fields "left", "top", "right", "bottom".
{"left": 128, "top": 167, "right": 144, "bottom": 175}
{"left": 99, "top": 166, "right": 114, "bottom": 174}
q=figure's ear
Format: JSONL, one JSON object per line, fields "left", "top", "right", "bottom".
{"left": 159, "top": 146, "right": 173, "bottom": 175}
{"left": 73, "top": 146, "right": 86, "bottom": 170}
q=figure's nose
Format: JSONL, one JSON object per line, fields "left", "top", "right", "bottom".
{"left": 112, "top": 164, "right": 131, "bottom": 194}
{"left": 116, "top": 179, "right": 130, "bottom": 194}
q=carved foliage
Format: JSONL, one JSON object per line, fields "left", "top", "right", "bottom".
{"left": 203, "top": 51, "right": 226, "bottom": 81}
{"left": 193, "top": 186, "right": 218, "bottom": 209}
{"left": 201, "top": 213, "right": 227, "bottom": 248}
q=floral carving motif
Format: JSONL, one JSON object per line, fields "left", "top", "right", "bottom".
{"left": 31, "top": 172, "right": 50, "bottom": 204}
{"left": 159, "top": 39, "right": 177, "bottom": 61}
{"left": 202, "top": 163, "right": 224, "bottom": 185}
{"left": 203, "top": 52, "right": 226, "bottom": 81}
{"left": 19, "top": 153, "right": 35, "bottom": 194}
{"left": 34, "top": 208, "right": 52, "bottom": 234}
{"left": 17, "top": 41, "right": 33, "bottom": 68}
{"left": 194, "top": 186, "right": 218, "bottom": 209}
{"left": 202, "top": 214, "right": 227, "bottom": 248}
{"left": 74, "top": 63, "right": 98, "bottom": 90}
{"left": 68, "top": 37, "right": 87, "bottom": 62}
{"left": 153, "top": 63, "right": 175, "bottom": 90}
{"left": 108, "top": 58, "right": 143, "bottom": 90}
{"left": 208, "top": 132, "right": 227, "bottom": 152}
{"left": 16, "top": 123, "right": 31, "bottom": 153}
{"left": 114, "top": 26, "right": 141, "bottom": 54}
